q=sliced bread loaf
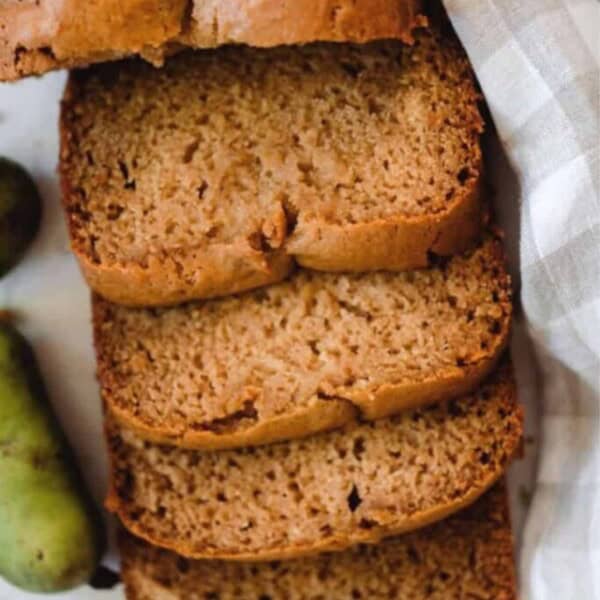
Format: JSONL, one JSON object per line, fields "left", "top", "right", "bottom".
{"left": 106, "top": 364, "right": 523, "bottom": 561}
{"left": 94, "top": 235, "right": 511, "bottom": 450}
{"left": 119, "top": 483, "right": 516, "bottom": 599}
{"left": 61, "top": 27, "right": 484, "bottom": 306}
{"left": 1, "top": 1, "right": 425, "bottom": 81}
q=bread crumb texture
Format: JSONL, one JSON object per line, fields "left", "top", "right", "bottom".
{"left": 94, "top": 235, "right": 511, "bottom": 449}
{"left": 106, "top": 364, "right": 523, "bottom": 560}
{"left": 61, "top": 27, "right": 484, "bottom": 305}
{"left": 119, "top": 484, "right": 517, "bottom": 599}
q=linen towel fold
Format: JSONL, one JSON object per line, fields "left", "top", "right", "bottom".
{"left": 443, "top": 1, "right": 600, "bottom": 597}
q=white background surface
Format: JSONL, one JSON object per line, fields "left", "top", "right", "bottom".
{"left": 444, "top": 2, "right": 599, "bottom": 598}
{"left": 0, "top": 72, "right": 122, "bottom": 600}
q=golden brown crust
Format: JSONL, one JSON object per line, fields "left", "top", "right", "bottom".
{"left": 289, "top": 171, "right": 483, "bottom": 272}
{"left": 185, "top": 0, "right": 427, "bottom": 47}
{"left": 80, "top": 245, "right": 294, "bottom": 307}
{"left": 119, "top": 484, "right": 517, "bottom": 599}
{"left": 105, "top": 390, "right": 358, "bottom": 451}
{"left": 0, "top": 0, "right": 425, "bottom": 81}
{"left": 104, "top": 367, "right": 524, "bottom": 561}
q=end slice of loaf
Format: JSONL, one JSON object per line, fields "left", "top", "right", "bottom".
{"left": 1, "top": 0, "right": 425, "bottom": 81}
{"left": 106, "top": 364, "right": 523, "bottom": 561}
{"left": 119, "top": 483, "right": 517, "bottom": 599}
{"left": 94, "top": 235, "right": 511, "bottom": 450}
{"left": 61, "top": 27, "right": 484, "bottom": 306}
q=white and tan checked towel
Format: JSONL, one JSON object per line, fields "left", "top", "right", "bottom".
{"left": 444, "top": 1, "right": 600, "bottom": 597}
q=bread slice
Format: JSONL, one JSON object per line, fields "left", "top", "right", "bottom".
{"left": 94, "top": 235, "right": 511, "bottom": 450}
{"left": 61, "top": 27, "right": 484, "bottom": 306}
{"left": 119, "top": 483, "right": 517, "bottom": 599}
{"left": 1, "top": 0, "right": 425, "bottom": 81}
{"left": 105, "top": 364, "right": 523, "bottom": 561}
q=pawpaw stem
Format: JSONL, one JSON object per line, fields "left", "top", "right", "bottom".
{"left": 0, "top": 310, "right": 15, "bottom": 323}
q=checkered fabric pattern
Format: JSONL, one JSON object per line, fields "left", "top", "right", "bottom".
{"left": 443, "top": 1, "right": 600, "bottom": 598}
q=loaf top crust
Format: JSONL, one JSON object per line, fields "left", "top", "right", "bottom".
{"left": 1, "top": 0, "right": 425, "bottom": 80}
